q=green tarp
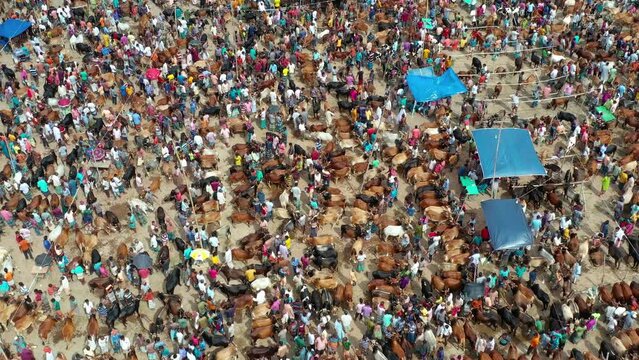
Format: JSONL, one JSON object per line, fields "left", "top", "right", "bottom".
{"left": 460, "top": 176, "right": 480, "bottom": 195}
{"left": 596, "top": 106, "right": 616, "bottom": 122}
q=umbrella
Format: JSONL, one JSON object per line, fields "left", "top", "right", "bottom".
{"left": 190, "top": 248, "right": 211, "bottom": 262}
{"left": 132, "top": 252, "right": 153, "bottom": 269}
{"left": 463, "top": 283, "right": 484, "bottom": 300}
{"left": 146, "top": 68, "right": 161, "bottom": 80}
{"left": 268, "top": 105, "right": 280, "bottom": 114}
{"left": 58, "top": 98, "right": 71, "bottom": 108}
{"left": 194, "top": 60, "right": 207, "bottom": 68}
{"left": 35, "top": 253, "right": 53, "bottom": 267}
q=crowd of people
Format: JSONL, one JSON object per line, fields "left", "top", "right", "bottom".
{"left": 0, "top": 0, "right": 638, "bottom": 358}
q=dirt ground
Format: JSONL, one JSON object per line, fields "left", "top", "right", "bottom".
{"left": 0, "top": 0, "right": 635, "bottom": 359}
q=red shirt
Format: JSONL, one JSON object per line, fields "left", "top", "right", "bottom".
{"left": 481, "top": 227, "right": 490, "bottom": 240}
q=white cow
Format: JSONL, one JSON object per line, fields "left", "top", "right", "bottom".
{"left": 117, "top": 22, "right": 131, "bottom": 32}
{"left": 69, "top": 33, "right": 84, "bottom": 50}
{"left": 384, "top": 225, "right": 405, "bottom": 240}
{"left": 314, "top": 132, "right": 334, "bottom": 142}
{"left": 49, "top": 224, "right": 63, "bottom": 242}
{"left": 129, "top": 198, "right": 153, "bottom": 214}
{"left": 251, "top": 277, "right": 272, "bottom": 292}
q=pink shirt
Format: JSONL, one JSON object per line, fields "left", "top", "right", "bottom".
{"left": 315, "top": 337, "right": 326, "bottom": 350}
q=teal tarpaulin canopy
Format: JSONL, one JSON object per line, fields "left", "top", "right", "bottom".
{"left": 407, "top": 68, "right": 467, "bottom": 103}
{"left": 472, "top": 128, "right": 546, "bottom": 179}
{"left": 481, "top": 199, "right": 533, "bottom": 250}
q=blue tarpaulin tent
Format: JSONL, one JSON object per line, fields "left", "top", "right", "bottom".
{"left": 408, "top": 67, "right": 435, "bottom": 77}
{"left": 481, "top": 199, "right": 533, "bottom": 250}
{"left": 0, "top": 19, "right": 31, "bottom": 45}
{"left": 472, "top": 128, "right": 546, "bottom": 179}
{"left": 407, "top": 68, "right": 467, "bottom": 103}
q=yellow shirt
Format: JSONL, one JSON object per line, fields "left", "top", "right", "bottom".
{"left": 337, "top": 39, "right": 342, "bottom": 48}
{"left": 620, "top": 172, "right": 629, "bottom": 184}
{"left": 274, "top": 0, "right": 280, "bottom": 7}
{"left": 245, "top": 269, "right": 256, "bottom": 282}
{"left": 283, "top": 68, "right": 289, "bottom": 77}
{"left": 234, "top": 155, "right": 242, "bottom": 166}
{"left": 285, "top": 237, "right": 291, "bottom": 249}
{"left": 211, "top": 255, "right": 220, "bottom": 265}
{"left": 423, "top": 48, "right": 430, "bottom": 59}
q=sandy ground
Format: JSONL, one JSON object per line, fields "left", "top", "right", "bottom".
{"left": 0, "top": 0, "right": 636, "bottom": 359}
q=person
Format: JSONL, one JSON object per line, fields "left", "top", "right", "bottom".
{"left": 572, "top": 261, "right": 582, "bottom": 283}
{"left": 18, "top": 237, "right": 33, "bottom": 260}
{"left": 84, "top": 299, "right": 94, "bottom": 317}
{"left": 356, "top": 251, "right": 366, "bottom": 272}
{"left": 601, "top": 174, "right": 611, "bottom": 195}
{"left": 128, "top": 212, "right": 137, "bottom": 233}
{"left": 527, "top": 331, "right": 540, "bottom": 354}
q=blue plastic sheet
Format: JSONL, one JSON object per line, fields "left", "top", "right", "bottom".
{"left": 472, "top": 128, "right": 546, "bottom": 179}
{"left": 406, "top": 68, "right": 467, "bottom": 103}
{"left": 481, "top": 199, "right": 533, "bottom": 251}
{"left": 0, "top": 19, "right": 31, "bottom": 40}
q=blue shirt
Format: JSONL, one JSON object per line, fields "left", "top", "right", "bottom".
{"left": 132, "top": 113, "right": 141, "bottom": 125}
{"left": 531, "top": 218, "right": 542, "bottom": 231}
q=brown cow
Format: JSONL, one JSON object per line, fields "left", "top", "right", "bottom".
{"left": 116, "top": 242, "right": 129, "bottom": 265}
{"left": 600, "top": 286, "right": 615, "bottom": 305}
{"left": 312, "top": 277, "right": 338, "bottom": 289}
{"left": 231, "top": 212, "right": 255, "bottom": 224}
{"left": 87, "top": 313, "right": 99, "bottom": 338}
{"left": 390, "top": 335, "right": 405, "bottom": 359}
{"left": 464, "top": 321, "right": 477, "bottom": 347}
{"left": 251, "top": 325, "right": 274, "bottom": 340}
{"left": 305, "top": 235, "right": 335, "bottom": 246}
{"left": 333, "top": 285, "right": 345, "bottom": 306}
{"left": 215, "top": 344, "right": 238, "bottom": 360}
{"left": 252, "top": 317, "right": 273, "bottom": 329}
{"left": 61, "top": 314, "right": 75, "bottom": 349}
{"left": 452, "top": 319, "right": 465, "bottom": 348}
{"left": 612, "top": 283, "right": 625, "bottom": 303}
{"left": 252, "top": 303, "right": 270, "bottom": 319}
{"left": 621, "top": 282, "right": 633, "bottom": 302}
{"left": 343, "top": 283, "right": 353, "bottom": 308}
{"left": 38, "top": 316, "right": 59, "bottom": 343}
{"left": 231, "top": 248, "right": 255, "bottom": 261}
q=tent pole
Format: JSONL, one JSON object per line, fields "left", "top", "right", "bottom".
{"left": 490, "top": 128, "right": 502, "bottom": 199}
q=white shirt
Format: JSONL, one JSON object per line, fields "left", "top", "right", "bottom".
{"left": 225, "top": 249, "right": 233, "bottom": 268}
{"left": 341, "top": 313, "right": 353, "bottom": 329}
{"left": 255, "top": 290, "right": 266, "bottom": 304}
{"left": 64, "top": 212, "right": 75, "bottom": 225}
{"left": 120, "top": 337, "right": 131, "bottom": 351}
{"left": 98, "top": 337, "right": 109, "bottom": 351}
{"left": 48, "top": 174, "right": 61, "bottom": 187}
{"left": 83, "top": 300, "right": 94, "bottom": 314}
{"left": 209, "top": 236, "right": 219, "bottom": 248}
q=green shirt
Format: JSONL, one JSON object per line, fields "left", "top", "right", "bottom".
{"left": 52, "top": 300, "right": 61, "bottom": 311}
{"left": 80, "top": 71, "right": 88, "bottom": 81}
{"left": 178, "top": 317, "right": 189, "bottom": 329}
